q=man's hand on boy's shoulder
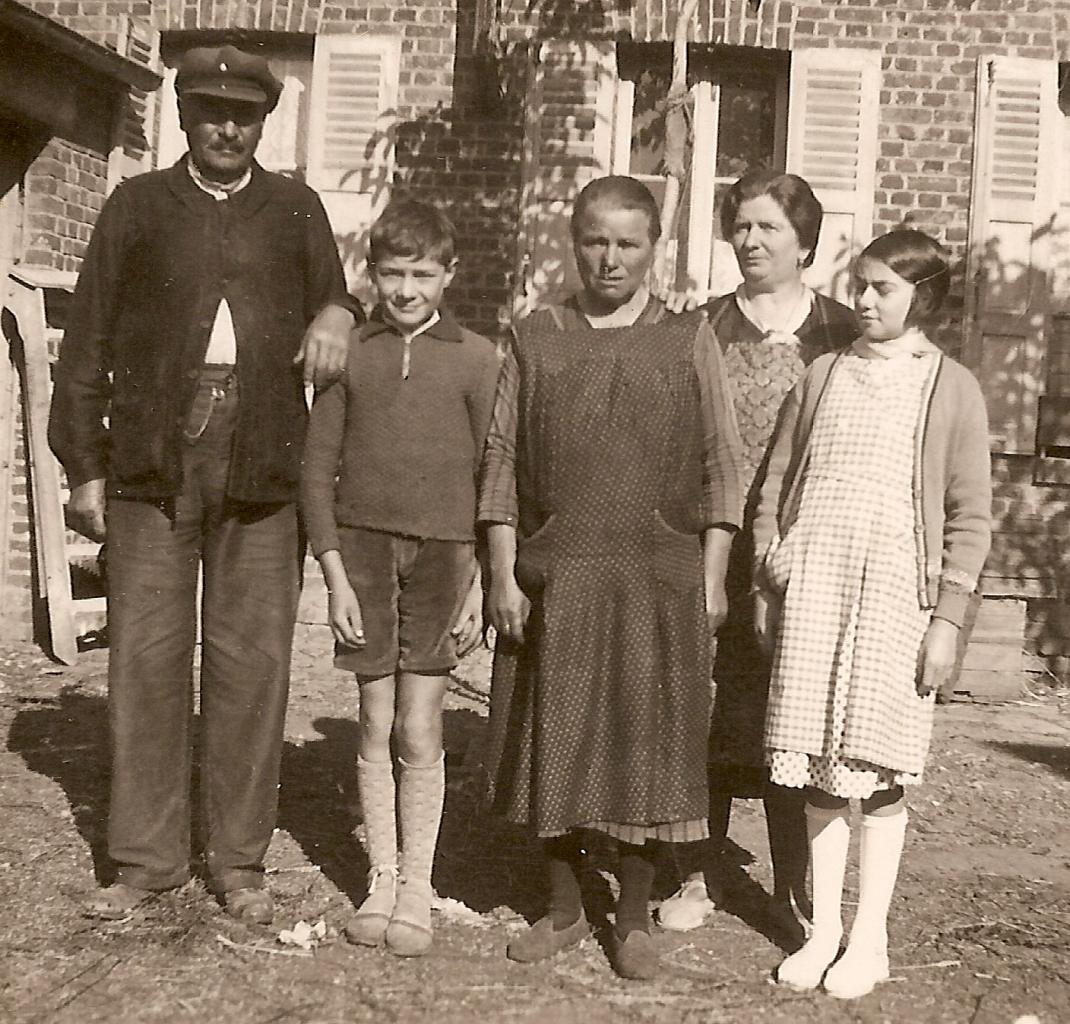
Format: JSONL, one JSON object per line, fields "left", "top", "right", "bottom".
{"left": 296, "top": 300, "right": 363, "bottom": 388}
{"left": 657, "top": 288, "right": 709, "bottom": 315}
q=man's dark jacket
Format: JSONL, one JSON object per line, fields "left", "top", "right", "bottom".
{"left": 49, "top": 158, "right": 350, "bottom": 503}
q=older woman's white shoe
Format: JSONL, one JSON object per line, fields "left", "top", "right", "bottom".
{"left": 656, "top": 877, "right": 715, "bottom": 932}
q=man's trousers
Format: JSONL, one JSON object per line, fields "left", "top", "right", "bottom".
{"left": 104, "top": 378, "right": 301, "bottom": 893}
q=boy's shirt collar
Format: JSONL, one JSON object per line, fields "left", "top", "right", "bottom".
{"left": 360, "top": 306, "right": 465, "bottom": 343}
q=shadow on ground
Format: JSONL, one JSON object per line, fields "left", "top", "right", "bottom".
{"left": 4, "top": 681, "right": 802, "bottom": 952}
{"left": 6, "top": 686, "right": 111, "bottom": 881}
{"left": 985, "top": 740, "right": 1070, "bottom": 781}
{"left": 276, "top": 707, "right": 543, "bottom": 919}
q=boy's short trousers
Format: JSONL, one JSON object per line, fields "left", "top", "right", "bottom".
{"left": 335, "top": 526, "right": 474, "bottom": 680}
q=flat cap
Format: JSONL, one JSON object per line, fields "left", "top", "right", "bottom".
{"left": 175, "top": 45, "right": 282, "bottom": 111}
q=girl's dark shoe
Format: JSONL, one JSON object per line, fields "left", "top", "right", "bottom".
{"left": 506, "top": 912, "right": 590, "bottom": 963}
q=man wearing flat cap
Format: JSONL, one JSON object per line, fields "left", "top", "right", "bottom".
{"left": 50, "top": 45, "right": 361, "bottom": 923}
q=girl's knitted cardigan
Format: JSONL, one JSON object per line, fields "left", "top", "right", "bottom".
{"left": 752, "top": 345, "right": 993, "bottom": 627}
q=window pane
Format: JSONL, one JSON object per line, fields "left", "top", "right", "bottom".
{"left": 715, "top": 78, "right": 777, "bottom": 181}
{"left": 630, "top": 67, "right": 672, "bottom": 177}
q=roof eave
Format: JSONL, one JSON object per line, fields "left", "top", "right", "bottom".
{"left": 0, "top": 0, "right": 162, "bottom": 92}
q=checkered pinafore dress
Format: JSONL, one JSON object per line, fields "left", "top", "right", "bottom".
{"left": 764, "top": 349, "right": 938, "bottom": 797}
{"left": 705, "top": 293, "right": 855, "bottom": 795}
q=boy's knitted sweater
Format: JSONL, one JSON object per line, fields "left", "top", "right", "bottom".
{"left": 300, "top": 310, "right": 500, "bottom": 554}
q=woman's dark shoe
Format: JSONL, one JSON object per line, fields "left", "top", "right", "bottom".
{"left": 506, "top": 912, "right": 590, "bottom": 963}
{"left": 610, "top": 928, "right": 660, "bottom": 981}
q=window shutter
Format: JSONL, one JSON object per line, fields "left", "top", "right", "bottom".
{"left": 965, "top": 55, "right": 1058, "bottom": 455}
{"left": 155, "top": 65, "right": 184, "bottom": 170}
{"left": 307, "top": 35, "right": 400, "bottom": 296}
{"left": 517, "top": 40, "right": 616, "bottom": 315}
{"left": 1050, "top": 108, "right": 1070, "bottom": 309}
{"left": 785, "top": 47, "right": 880, "bottom": 304}
{"left": 107, "top": 16, "right": 160, "bottom": 191}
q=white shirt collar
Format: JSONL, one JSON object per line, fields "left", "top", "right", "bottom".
{"left": 187, "top": 156, "right": 252, "bottom": 200}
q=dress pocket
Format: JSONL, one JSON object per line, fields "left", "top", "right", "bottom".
{"left": 514, "top": 515, "right": 558, "bottom": 597}
{"left": 651, "top": 510, "right": 702, "bottom": 591}
{"left": 764, "top": 531, "right": 794, "bottom": 595}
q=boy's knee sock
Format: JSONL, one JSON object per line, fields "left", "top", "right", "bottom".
{"left": 396, "top": 752, "right": 445, "bottom": 891}
{"left": 357, "top": 755, "right": 398, "bottom": 873}
{"left": 616, "top": 841, "right": 657, "bottom": 938}
{"left": 848, "top": 807, "right": 907, "bottom": 952}
{"left": 544, "top": 832, "right": 585, "bottom": 930}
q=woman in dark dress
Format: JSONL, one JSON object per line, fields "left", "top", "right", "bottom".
{"left": 479, "top": 176, "right": 745, "bottom": 980}
{"left": 658, "top": 171, "right": 857, "bottom": 935}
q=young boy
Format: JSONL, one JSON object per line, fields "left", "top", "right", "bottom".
{"left": 300, "top": 200, "right": 499, "bottom": 956}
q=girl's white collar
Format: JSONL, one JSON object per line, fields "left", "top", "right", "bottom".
{"left": 852, "top": 328, "right": 939, "bottom": 359}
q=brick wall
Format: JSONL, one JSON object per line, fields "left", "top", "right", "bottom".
{"left": 2, "top": 134, "right": 110, "bottom": 642}
{"left": 15, "top": 0, "right": 522, "bottom": 337}
{"left": 494, "top": 0, "right": 1070, "bottom": 676}
{"left": 1, "top": 370, "right": 32, "bottom": 639}
{"left": 21, "top": 141, "right": 109, "bottom": 273}
{"left": 783, "top": 0, "right": 1070, "bottom": 677}
{"left": 13, "top": 0, "right": 1070, "bottom": 673}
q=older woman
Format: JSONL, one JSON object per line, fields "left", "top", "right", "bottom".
{"left": 659, "top": 170, "right": 857, "bottom": 935}
{"left": 479, "top": 175, "right": 744, "bottom": 980}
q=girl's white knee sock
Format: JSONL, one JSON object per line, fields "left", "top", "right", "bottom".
{"left": 775, "top": 802, "right": 850, "bottom": 991}
{"left": 823, "top": 807, "right": 907, "bottom": 999}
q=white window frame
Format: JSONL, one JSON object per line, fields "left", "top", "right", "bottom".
{"left": 608, "top": 50, "right": 789, "bottom": 296}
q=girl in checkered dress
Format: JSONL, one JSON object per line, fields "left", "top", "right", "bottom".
{"left": 751, "top": 230, "right": 991, "bottom": 999}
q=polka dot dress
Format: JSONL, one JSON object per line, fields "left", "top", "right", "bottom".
{"left": 483, "top": 302, "right": 715, "bottom": 840}
{"left": 765, "top": 348, "right": 938, "bottom": 798}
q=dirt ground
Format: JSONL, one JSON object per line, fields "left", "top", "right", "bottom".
{"left": 1, "top": 581, "right": 1069, "bottom": 1024}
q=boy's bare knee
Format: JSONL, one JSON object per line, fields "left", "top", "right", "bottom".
{"left": 358, "top": 683, "right": 396, "bottom": 754}
{"left": 394, "top": 709, "right": 442, "bottom": 763}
